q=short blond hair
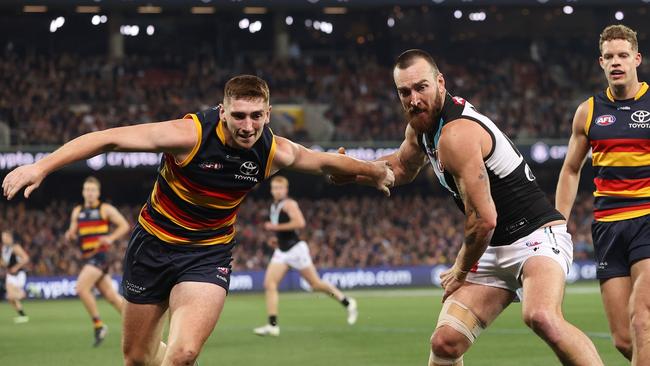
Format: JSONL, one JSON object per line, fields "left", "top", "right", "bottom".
{"left": 84, "top": 176, "right": 101, "bottom": 189}
{"left": 600, "top": 25, "right": 638, "bottom": 53}
{"left": 271, "top": 175, "right": 289, "bottom": 186}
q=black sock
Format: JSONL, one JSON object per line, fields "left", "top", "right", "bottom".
{"left": 341, "top": 297, "right": 350, "bottom": 307}
{"left": 18, "top": 309, "right": 26, "bottom": 316}
{"left": 269, "top": 315, "right": 278, "bottom": 326}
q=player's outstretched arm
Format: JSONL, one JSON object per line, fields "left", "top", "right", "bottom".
{"left": 437, "top": 120, "right": 497, "bottom": 302}
{"left": 2, "top": 119, "right": 199, "bottom": 200}
{"left": 330, "top": 124, "right": 428, "bottom": 187}
{"left": 556, "top": 100, "right": 591, "bottom": 221}
{"left": 101, "top": 204, "right": 131, "bottom": 245}
{"left": 271, "top": 136, "right": 395, "bottom": 196}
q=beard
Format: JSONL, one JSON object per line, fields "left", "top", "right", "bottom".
{"left": 405, "top": 90, "right": 443, "bottom": 134}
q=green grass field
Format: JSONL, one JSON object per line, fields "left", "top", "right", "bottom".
{"left": 0, "top": 282, "right": 627, "bottom": 365}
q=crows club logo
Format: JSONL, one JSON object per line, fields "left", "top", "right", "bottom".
{"left": 631, "top": 110, "right": 650, "bottom": 123}
{"left": 595, "top": 115, "right": 616, "bottom": 126}
{"left": 239, "top": 161, "right": 259, "bottom": 176}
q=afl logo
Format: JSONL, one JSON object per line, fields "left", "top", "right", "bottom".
{"left": 595, "top": 115, "right": 616, "bottom": 126}
{"left": 631, "top": 110, "right": 650, "bottom": 123}
{"left": 239, "top": 161, "right": 259, "bottom": 176}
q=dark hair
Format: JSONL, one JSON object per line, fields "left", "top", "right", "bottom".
{"left": 394, "top": 49, "right": 439, "bottom": 74}
{"left": 224, "top": 75, "right": 270, "bottom": 104}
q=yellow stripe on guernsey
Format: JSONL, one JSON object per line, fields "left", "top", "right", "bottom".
{"left": 584, "top": 97, "right": 595, "bottom": 135}
{"left": 591, "top": 152, "right": 650, "bottom": 167}
{"left": 597, "top": 208, "right": 650, "bottom": 222}
{"left": 159, "top": 164, "right": 245, "bottom": 209}
{"left": 264, "top": 135, "right": 277, "bottom": 178}
{"left": 138, "top": 214, "right": 237, "bottom": 245}
{"left": 178, "top": 114, "right": 203, "bottom": 167}
{"left": 149, "top": 182, "right": 237, "bottom": 231}
{"left": 606, "top": 82, "right": 649, "bottom": 102}
{"left": 81, "top": 241, "right": 100, "bottom": 250}
{"left": 594, "top": 186, "right": 650, "bottom": 198}
{"left": 78, "top": 225, "right": 109, "bottom": 236}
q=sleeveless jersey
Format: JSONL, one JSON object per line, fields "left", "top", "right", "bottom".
{"left": 419, "top": 94, "right": 564, "bottom": 246}
{"left": 138, "top": 106, "right": 277, "bottom": 246}
{"left": 585, "top": 82, "right": 650, "bottom": 222}
{"left": 269, "top": 199, "right": 301, "bottom": 251}
{"left": 77, "top": 203, "right": 110, "bottom": 257}
{"left": 2, "top": 244, "right": 19, "bottom": 268}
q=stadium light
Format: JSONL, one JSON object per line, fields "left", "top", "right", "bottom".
{"left": 320, "top": 21, "right": 333, "bottom": 34}
{"left": 249, "top": 21, "right": 262, "bottom": 33}
{"left": 49, "top": 16, "right": 65, "bottom": 33}
{"left": 387, "top": 17, "right": 395, "bottom": 27}
{"left": 191, "top": 6, "right": 215, "bottom": 14}
{"left": 468, "top": 11, "right": 487, "bottom": 21}
{"left": 615, "top": 11, "right": 624, "bottom": 20}
{"left": 285, "top": 16, "right": 294, "bottom": 25}
{"left": 23, "top": 5, "right": 47, "bottom": 13}
{"left": 100, "top": 15, "right": 107, "bottom": 23}
{"left": 76, "top": 6, "right": 100, "bottom": 13}
{"left": 146, "top": 25, "right": 155, "bottom": 36}
{"left": 138, "top": 6, "right": 162, "bottom": 14}
{"left": 239, "top": 18, "right": 250, "bottom": 29}
{"left": 120, "top": 25, "right": 141, "bottom": 37}
{"left": 244, "top": 7, "right": 267, "bottom": 14}
{"left": 323, "top": 7, "right": 347, "bottom": 15}
{"left": 91, "top": 15, "right": 101, "bottom": 26}
{"left": 305, "top": 19, "right": 313, "bottom": 27}
{"left": 453, "top": 10, "right": 463, "bottom": 19}
{"left": 563, "top": 6, "right": 573, "bottom": 15}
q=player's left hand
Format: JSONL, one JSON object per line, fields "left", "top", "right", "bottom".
{"left": 263, "top": 222, "right": 276, "bottom": 231}
{"left": 440, "top": 265, "right": 468, "bottom": 302}
{"left": 9, "top": 266, "right": 19, "bottom": 275}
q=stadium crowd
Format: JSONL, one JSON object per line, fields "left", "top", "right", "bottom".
{"left": 3, "top": 42, "right": 648, "bottom": 146}
{"left": 0, "top": 193, "right": 596, "bottom": 277}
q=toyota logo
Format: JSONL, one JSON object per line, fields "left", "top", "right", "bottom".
{"left": 239, "top": 161, "right": 259, "bottom": 176}
{"left": 631, "top": 110, "right": 650, "bottom": 123}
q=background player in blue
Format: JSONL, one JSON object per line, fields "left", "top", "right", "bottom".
{"left": 333, "top": 49, "right": 603, "bottom": 365}
{"left": 557, "top": 25, "right": 650, "bottom": 365}
{"left": 2, "top": 75, "right": 394, "bottom": 366}
{"left": 1, "top": 229, "right": 30, "bottom": 323}
{"left": 254, "top": 176, "right": 357, "bottom": 337}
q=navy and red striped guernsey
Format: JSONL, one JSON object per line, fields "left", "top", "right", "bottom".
{"left": 138, "top": 106, "right": 276, "bottom": 246}
{"left": 77, "top": 203, "right": 110, "bottom": 258}
{"left": 586, "top": 82, "right": 650, "bottom": 222}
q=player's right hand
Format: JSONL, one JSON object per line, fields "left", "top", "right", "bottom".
{"left": 268, "top": 237, "right": 278, "bottom": 249}
{"left": 64, "top": 229, "right": 77, "bottom": 242}
{"left": 2, "top": 164, "right": 45, "bottom": 200}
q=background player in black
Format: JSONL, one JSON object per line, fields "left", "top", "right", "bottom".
{"left": 64, "top": 176, "right": 130, "bottom": 347}
{"left": 1, "top": 229, "right": 30, "bottom": 323}
{"left": 2, "top": 75, "right": 394, "bottom": 365}
{"left": 557, "top": 25, "right": 650, "bottom": 364}
{"left": 254, "top": 176, "right": 357, "bottom": 336}
{"left": 333, "top": 50, "right": 602, "bottom": 365}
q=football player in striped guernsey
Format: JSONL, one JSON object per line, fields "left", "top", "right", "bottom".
{"left": 557, "top": 25, "right": 650, "bottom": 364}
{"left": 3, "top": 75, "right": 393, "bottom": 366}
{"left": 64, "top": 176, "right": 130, "bottom": 347}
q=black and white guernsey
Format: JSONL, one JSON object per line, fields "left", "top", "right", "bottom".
{"left": 419, "top": 94, "right": 564, "bottom": 246}
{"left": 269, "top": 199, "right": 301, "bottom": 251}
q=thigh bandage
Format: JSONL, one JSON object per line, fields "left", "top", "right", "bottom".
{"left": 435, "top": 300, "right": 484, "bottom": 343}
